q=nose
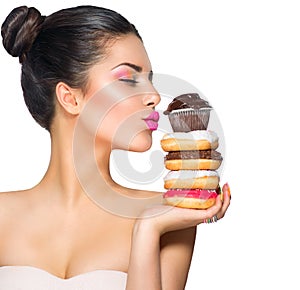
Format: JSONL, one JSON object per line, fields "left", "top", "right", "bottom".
{"left": 142, "top": 88, "right": 161, "bottom": 108}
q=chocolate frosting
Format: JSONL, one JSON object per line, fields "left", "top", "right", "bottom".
{"left": 165, "top": 150, "right": 223, "bottom": 160}
{"left": 164, "top": 93, "right": 212, "bottom": 115}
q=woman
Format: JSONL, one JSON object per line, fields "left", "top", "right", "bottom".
{"left": 0, "top": 5, "right": 230, "bottom": 290}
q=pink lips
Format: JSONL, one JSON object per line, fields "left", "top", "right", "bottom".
{"left": 143, "top": 111, "right": 160, "bottom": 131}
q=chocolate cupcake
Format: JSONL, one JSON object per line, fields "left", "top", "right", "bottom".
{"left": 164, "top": 93, "right": 212, "bottom": 132}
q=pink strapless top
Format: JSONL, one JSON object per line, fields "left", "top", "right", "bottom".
{"left": 0, "top": 266, "right": 127, "bottom": 290}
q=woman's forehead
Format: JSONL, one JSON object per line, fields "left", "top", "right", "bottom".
{"left": 103, "top": 34, "right": 152, "bottom": 72}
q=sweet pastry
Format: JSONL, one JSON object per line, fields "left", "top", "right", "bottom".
{"left": 163, "top": 93, "right": 212, "bottom": 132}
{"left": 160, "top": 130, "right": 219, "bottom": 152}
{"left": 164, "top": 149, "right": 222, "bottom": 171}
{"left": 163, "top": 188, "right": 220, "bottom": 209}
{"left": 163, "top": 170, "right": 219, "bottom": 189}
{"left": 161, "top": 93, "right": 223, "bottom": 209}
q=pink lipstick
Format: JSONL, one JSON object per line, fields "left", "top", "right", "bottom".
{"left": 143, "top": 111, "right": 160, "bottom": 131}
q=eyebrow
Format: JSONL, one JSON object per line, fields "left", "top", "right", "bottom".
{"left": 112, "top": 62, "right": 154, "bottom": 81}
{"left": 112, "top": 62, "right": 143, "bottom": 72}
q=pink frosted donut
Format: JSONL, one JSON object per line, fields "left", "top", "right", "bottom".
{"left": 163, "top": 189, "right": 219, "bottom": 209}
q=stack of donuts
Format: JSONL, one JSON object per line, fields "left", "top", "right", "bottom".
{"left": 161, "top": 93, "right": 223, "bottom": 209}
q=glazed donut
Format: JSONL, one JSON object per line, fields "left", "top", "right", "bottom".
{"left": 164, "top": 170, "right": 219, "bottom": 189}
{"left": 161, "top": 130, "right": 219, "bottom": 152}
{"left": 164, "top": 159, "right": 222, "bottom": 170}
{"left": 163, "top": 189, "right": 219, "bottom": 209}
{"left": 164, "top": 149, "right": 223, "bottom": 170}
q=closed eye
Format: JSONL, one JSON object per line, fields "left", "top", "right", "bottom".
{"left": 119, "top": 78, "right": 138, "bottom": 85}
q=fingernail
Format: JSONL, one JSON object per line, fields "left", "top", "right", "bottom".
{"left": 220, "top": 191, "right": 224, "bottom": 202}
{"left": 225, "top": 182, "right": 231, "bottom": 199}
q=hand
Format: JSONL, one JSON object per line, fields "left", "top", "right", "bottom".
{"left": 136, "top": 183, "right": 231, "bottom": 236}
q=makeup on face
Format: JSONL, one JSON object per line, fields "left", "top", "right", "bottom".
{"left": 110, "top": 62, "right": 159, "bottom": 131}
{"left": 143, "top": 110, "right": 160, "bottom": 131}
{"left": 111, "top": 63, "right": 153, "bottom": 85}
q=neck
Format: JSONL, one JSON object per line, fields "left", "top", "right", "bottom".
{"left": 34, "top": 119, "right": 162, "bottom": 217}
{"left": 36, "top": 120, "right": 117, "bottom": 207}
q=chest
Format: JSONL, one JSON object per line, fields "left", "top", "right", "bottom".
{"left": 0, "top": 210, "right": 134, "bottom": 278}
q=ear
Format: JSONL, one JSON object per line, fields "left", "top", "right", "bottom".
{"left": 55, "top": 82, "right": 83, "bottom": 115}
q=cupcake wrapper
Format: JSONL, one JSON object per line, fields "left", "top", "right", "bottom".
{"left": 168, "top": 108, "right": 211, "bottom": 132}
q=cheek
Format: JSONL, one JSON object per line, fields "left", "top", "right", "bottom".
{"left": 96, "top": 102, "right": 145, "bottom": 146}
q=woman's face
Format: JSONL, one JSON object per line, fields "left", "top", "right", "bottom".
{"left": 81, "top": 33, "right": 161, "bottom": 152}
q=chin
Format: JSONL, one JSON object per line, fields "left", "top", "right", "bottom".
{"left": 126, "top": 130, "right": 153, "bottom": 152}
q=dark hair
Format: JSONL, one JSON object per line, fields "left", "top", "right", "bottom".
{"left": 1, "top": 5, "right": 141, "bottom": 131}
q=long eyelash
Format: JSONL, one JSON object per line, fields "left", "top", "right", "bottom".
{"left": 149, "top": 71, "right": 153, "bottom": 83}
{"left": 119, "top": 78, "right": 138, "bottom": 84}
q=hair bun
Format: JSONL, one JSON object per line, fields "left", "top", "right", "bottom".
{"left": 1, "top": 6, "right": 45, "bottom": 62}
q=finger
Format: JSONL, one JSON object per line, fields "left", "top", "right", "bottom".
{"left": 202, "top": 195, "right": 223, "bottom": 219}
{"left": 218, "top": 183, "right": 231, "bottom": 219}
{"left": 222, "top": 183, "right": 231, "bottom": 207}
{"left": 222, "top": 183, "right": 231, "bottom": 200}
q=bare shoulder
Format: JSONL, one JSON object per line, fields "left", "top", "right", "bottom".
{"left": 0, "top": 190, "right": 30, "bottom": 223}
{"left": 0, "top": 190, "right": 19, "bottom": 213}
{"left": 0, "top": 189, "right": 29, "bottom": 204}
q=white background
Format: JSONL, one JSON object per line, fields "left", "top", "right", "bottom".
{"left": 1, "top": 1, "right": 300, "bottom": 289}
